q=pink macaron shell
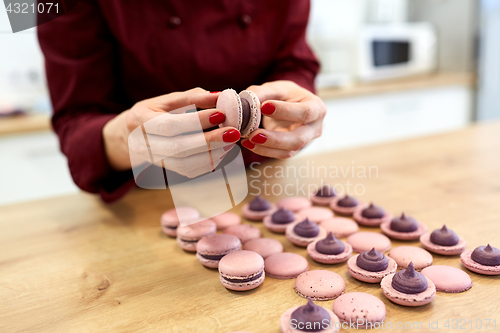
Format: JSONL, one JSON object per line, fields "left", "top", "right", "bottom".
{"left": 421, "top": 265, "right": 472, "bottom": 292}
{"left": 387, "top": 246, "right": 433, "bottom": 270}
{"left": 264, "top": 252, "right": 309, "bottom": 279}
{"left": 346, "top": 232, "right": 391, "bottom": 253}
{"left": 239, "top": 90, "right": 261, "bottom": 138}
{"left": 460, "top": 250, "right": 500, "bottom": 275}
{"left": 381, "top": 274, "right": 436, "bottom": 306}
{"left": 219, "top": 250, "right": 265, "bottom": 291}
{"left": 307, "top": 240, "right": 352, "bottom": 264}
{"left": 243, "top": 238, "right": 283, "bottom": 259}
{"left": 296, "top": 207, "right": 334, "bottom": 223}
{"left": 346, "top": 255, "right": 397, "bottom": 283}
{"left": 380, "top": 221, "right": 428, "bottom": 240}
{"left": 294, "top": 270, "right": 346, "bottom": 301}
{"left": 241, "top": 202, "right": 278, "bottom": 221}
{"left": 223, "top": 224, "right": 262, "bottom": 243}
{"left": 332, "top": 292, "right": 386, "bottom": 329}
{"left": 161, "top": 206, "right": 200, "bottom": 237}
{"left": 420, "top": 232, "right": 466, "bottom": 255}
{"left": 353, "top": 207, "right": 393, "bottom": 227}
{"left": 319, "top": 217, "right": 359, "bottom": 238}
{"left": 329, "top": 196, "right": 364, "bottom": 216}
{"left": 285, "top": 221, "right": 328, "bottom": 247}
{"left": 263, "top": 214, "right": 302, "bottom": 234}
{"left": 217, "top": 89, "right": 242, "bottom": 131}
{"left": 278, "top": 196, "right": 312, "bottom": 212}
{"left": 212, "top": 212, "right": 242, "bottom": 230}
{"left": 309, "top": 193, "right": 337, "bottom": 206}
{"left": 280, "top": 306, "right": 339, "bottom": 333}
{"left": 176, "top": 219, "right": 217, "bottom": 252}
{"left": 196, "top": 234, "right": 242, "bottom": 268}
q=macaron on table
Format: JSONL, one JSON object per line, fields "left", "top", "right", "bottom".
{"left": 2, "top": 123, "right": 500, "bottom": 332}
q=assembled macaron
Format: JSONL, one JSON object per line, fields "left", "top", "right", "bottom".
{"left": 461, "top": 244, "right": 500, "bottom": 275}
{"left": 387, "top": 246, "right": 433, "bottom": 270}
{"left": 176, "top": 219, "right": 216, "bottom": 252}
{"left": 420, "top": 225, "right": 466, "bottom": 255}
{"left": 294, "top": 270, "right": 345, "bottom": 301}
{"left": 297, "top": 206, "right": 334, "bottom": 223}
{"left": 196, "top": 234, "right": 242, "bottom": 268}
{"left": 309, "top": 185, "right": 337, "bottom": 206}
{"left": 307, "top": 232, "right": 352, "bottom": 264}
{"left": 380, "top": 213, "right": 427, "bottom": 240}
{"left": 280, "top": 298, "right": 339, "bottom": 333}
{"left": 286, "top": 218, "right": 327, "bottom": 247}
{"left": 160, "top": 206, "right": 200, "bottom": 237}
{"left": 353, "top": 203, "right": 393, "bottom": 227}
{"left": 263, "top": 208, "right": 302, "bottom": 233}
{"left": 218, "top": 250, "right": 265, "bottom": 291}
{"left": 329, "top": 194, "right": 363, "bottom": 216}
{"left": 278, "top": 196, "right": 312, "bottom": 212}
{"left": 381, "top": 262, "right": 436, "bottom": 306}
{"left": 265, "top": 252, "right": 309, "bottom": 279}
{"left": 347, "top": 248, "right": 397, "bottom": 283}
{"left": 241, "top": 196, "right": 277, "bottom": 221}
{"left": 216, "top": 89, "right": 261, "bottom": 138}
{"left": 332, "top": 292, "right": 386, "bottom": 329}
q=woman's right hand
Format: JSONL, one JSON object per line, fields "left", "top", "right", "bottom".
{"left": 103, "top": 88, "right": 240, "bottom": 178}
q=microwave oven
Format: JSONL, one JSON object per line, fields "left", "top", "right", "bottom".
{"left": 358, "top": 23, "right": 437, "bottom": 81}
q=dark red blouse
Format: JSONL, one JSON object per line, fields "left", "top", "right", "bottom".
{"left": 38, "top": 0, "right": 319, "bottom": 203}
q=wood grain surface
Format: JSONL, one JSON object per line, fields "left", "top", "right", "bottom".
{"left": 1, "top": 122, "right": 499, "bottom": 333}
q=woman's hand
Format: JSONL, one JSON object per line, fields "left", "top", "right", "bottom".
{"left": 103, "top": 88, "right": 240, "bottom": 178}
{"left": 243, "top": 80, "right": 326, "bottom": 159}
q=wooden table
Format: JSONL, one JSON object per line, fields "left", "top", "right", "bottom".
{"left": 1, "top": 122, "right": 500, "bottom": 333}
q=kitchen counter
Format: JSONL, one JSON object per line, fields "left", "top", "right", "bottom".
{"left": 1, "top": 121, "right": 499, "bottom": 332}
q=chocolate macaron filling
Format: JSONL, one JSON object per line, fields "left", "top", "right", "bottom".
{"left": 249, "top": 196, "right": 271, "bottom": 212}
{"left": 240, "top": 97, "right": 251, "bottom": 131}
{"left": 471, "top": 244, "right": 500, "bottom": 266}
{"left": 272, "top": 208, "right": 295, "bottom": 224}
{"left": 164, "top": 226, "right": 177, "bottom": 230}
{"left": 391, "top": 262, "right": 428, "bottom": 294}
{"left": 337, "top": 195, "right": 358, "bottom": 208}
{"left": 315, "top": 185, "right": 336, "bottom": 198}
{"left": 291, "top": 298, "right": 330, "bottom": 333}
{"left": 390, "top": 213, "right": 418, "bottom": 232}
{"left": 222, "top": 271, "right": 263, "bottom": 283}
{"left": 361, "top": 203, "right": 385, "bottom": 219}
{"left": 357, "top": 247, "right": 389, "bottom": 272}
{"left": 200, "top": 253, "right": 226, "bottom": 261}
{"left": 430, "top": 225, "right": 459, "bottom": 246}
{"left": 294, "top": 218, "right": 319, "bottom": 238}
{"left": 315, "top": 232, "right": 345, "bottom": 255}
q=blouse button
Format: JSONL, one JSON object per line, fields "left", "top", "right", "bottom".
{"left": 240, "top": 14, "right": 252, "bottom": 27}
{"left": 168, "top": 16, "right": 181, "bottom": 29}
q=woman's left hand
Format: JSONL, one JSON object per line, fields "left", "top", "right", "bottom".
{"left": 243, "top": 80, "right": 326, "bottom": 159}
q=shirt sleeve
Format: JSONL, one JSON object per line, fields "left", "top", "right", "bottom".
{"left": 264, "top": 0, "right": 320, "bottom": 93}
{"left": 38, "top": 0, "right": 136, "bottom": 203}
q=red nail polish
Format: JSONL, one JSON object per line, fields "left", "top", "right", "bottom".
{"left": 223, "top": 144, "right": 235, "bottom": 152}
{"left": 261, "top": 103, "right": 276, "bottom": 115}
{"left": 209, "top": 112, "right": 225, "bottom": 125}
{"left": 223, "top": 129, "right": 241, "bottom": 143}
{"left": 241, "top": 140, "right": 255, "bottom": 150}
{"left": 251, "top": 133, "right": 267, "bottom": 144}
{"left": 210, "top": 91, "right": 222, "bottom": 94}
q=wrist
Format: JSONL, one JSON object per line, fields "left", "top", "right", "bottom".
{"left": 103, "top": 110, "right": 132, "bottom": 171}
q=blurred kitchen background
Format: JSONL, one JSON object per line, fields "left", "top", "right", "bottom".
{"left": 1, "top": 0, "right": 499, "bottom": 205}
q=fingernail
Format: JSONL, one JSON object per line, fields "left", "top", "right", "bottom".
{"left": 210, "top": 91, "right": 221, "bottom": 94}
{"left": 223, "top": 144, "right": 235, "bottom": 152}
{"left": 222, "top": 129, "right": 241, "bottom": 143}
{"left": 251, "top": 133, "right": 267, "bottom": 144}
{"left": 261, "top": 103, "right": 276, "bottom": 115}
{"left": 209, "top": 112, "right": 225, "bottom": 125}
{"left": 241, "top": 140, "right": 255, "bottom": 150}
